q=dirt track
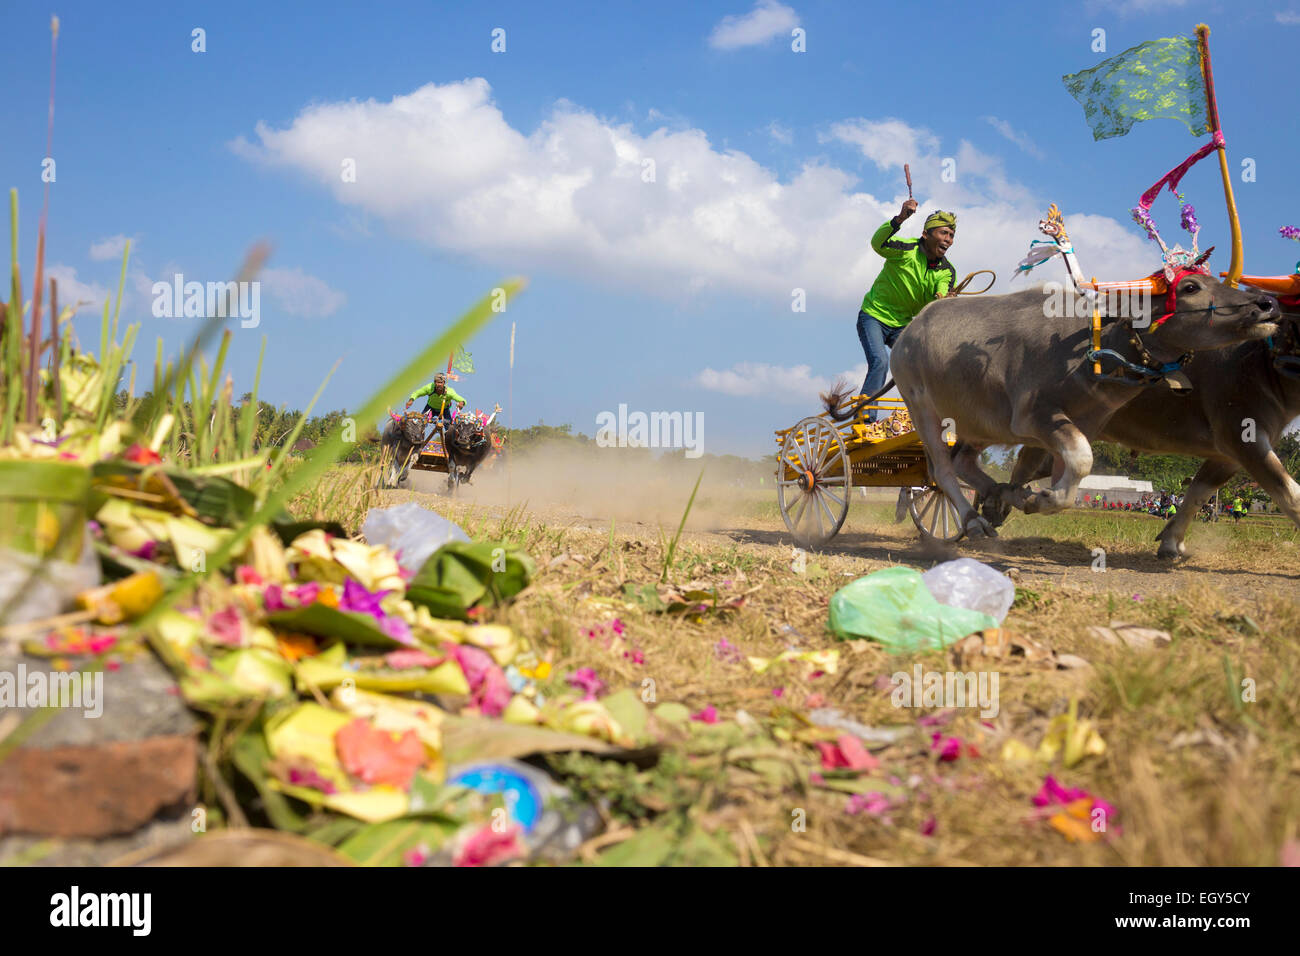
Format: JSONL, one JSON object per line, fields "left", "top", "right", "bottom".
{"left": 404, "top": 466, "right": 1299, "bottom": 610}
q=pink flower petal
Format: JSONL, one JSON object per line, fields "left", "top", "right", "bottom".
{"left": 454, "top": 823, "right": 526, "bottom": 867}
{"left": 930, "top": 733, "right": 963, "bottom": 762}
{"left": 918, "top": 709, "right": 955, "bottom": 728}
{"left": 566, "top": 667, "right": 607, "bottom": 700}
{"left": 384, "top": 649, "right": 442, "bottom": 670}
{"left": 1281, "top": 839, "right": 1300, "bottom": 867}
{"left": 208, "top": 606, "right": 244, "bottom": 647}
{"left": 235, "top": 565, "right": 264, "bottom": 586}
{"left": 836, "top": 734, "right": 880, "bottom": 771}
{"left": 691, "top": 705, "right": 719, "bottom": 724}
{"left": 817, "top": 741, "right": 846, "bottom": 770}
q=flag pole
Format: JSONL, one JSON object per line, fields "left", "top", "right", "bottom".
{"left": 1196, "top": 24, "right": 1242, "bottom": 287}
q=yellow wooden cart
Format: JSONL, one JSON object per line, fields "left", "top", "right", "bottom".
{"left": 774, "top": 394, "right": 971, "bottom": 547}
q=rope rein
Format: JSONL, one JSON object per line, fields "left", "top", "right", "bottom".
{"left": 949, "top": 270, "right": 996, "bottom": 296}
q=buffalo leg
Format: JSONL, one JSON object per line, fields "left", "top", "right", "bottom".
{"left": 1245, "top": 448, "right": 1300, "bottom": 530}
{"left": 910, "top": 405, "right": 994, "bottom": 537}
{"left": 950, "top": 441, "right": 996, "bottom": 496}
{"left": 1234, "top": 440, "right": 1300, "bottom": 531}
{"left": 1155, "top": 457, "right": 1236, "bottom": 558}
{"left": 1010, "top": 446, "right": 1052, "bottom": 487}
{"left": 952, "top": 440, "right": 1016, "bottom": 527}
{"left": 1007, "top": 419, "right": 1092, "bottom": 515}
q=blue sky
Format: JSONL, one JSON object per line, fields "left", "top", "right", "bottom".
{"left": 3, "top": 0, "right": 1298, "bottom": 456}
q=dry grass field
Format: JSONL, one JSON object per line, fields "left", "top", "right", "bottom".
{"left": 297, "top": 446, "right": 1300, "bottom": 866}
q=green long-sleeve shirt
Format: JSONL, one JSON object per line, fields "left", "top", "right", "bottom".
{"left": 409, "top": 381, "right": 465, "bottom": 414}
{"left": 860, "top": 219, "right": 957, "bottom": 328}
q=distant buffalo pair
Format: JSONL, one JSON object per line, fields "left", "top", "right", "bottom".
{"left": 379, "top": 409, "right": 495, "bottom": 492}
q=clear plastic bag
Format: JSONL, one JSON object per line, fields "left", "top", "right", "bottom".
{"left": 362, "top": 502, "right": 469, "bottom": 573}
{"left": 921, "top": 558, "right": 1015, "bottom": 624}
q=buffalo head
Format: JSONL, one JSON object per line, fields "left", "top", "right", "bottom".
{"left": 1145, "top": 270, "right": 1279, "bottom": 353}
{"left": 398, "top": 411, "right": 428, "bottom": 446}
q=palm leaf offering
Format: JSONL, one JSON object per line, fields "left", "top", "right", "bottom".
{"left": 0, "top": 182, "right": 669, "bottom": 863}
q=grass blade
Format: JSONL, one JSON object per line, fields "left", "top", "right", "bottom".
{"left": 661, "top": 468, "right": 704, "bottom": 582}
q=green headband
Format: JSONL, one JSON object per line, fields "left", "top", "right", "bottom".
{"left": 924, "top": 211, "right": 957, "bottom": 232}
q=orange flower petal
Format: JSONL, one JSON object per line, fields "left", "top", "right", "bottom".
{"left": 334, "top": 718, "right": 425, "bottom": 790}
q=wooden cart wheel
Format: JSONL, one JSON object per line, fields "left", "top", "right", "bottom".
{"left": 906, "top": 486, "right": 967, "bottom": 543}
{"left": 777, "top": 417, "right": 851, "bottom": 547}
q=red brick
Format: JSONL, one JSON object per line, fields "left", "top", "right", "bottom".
{"left": 0, "top": 734, "right": 198, "bottom": 838}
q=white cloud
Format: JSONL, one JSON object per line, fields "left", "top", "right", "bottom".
{"left": 231, "top": 79, "right": 1152, "bottom": 312}
{"left": 695, "top": 360, "right": 875, "bottom": 404}
{"left": 766, "top": 121, "right": 793, "bottom": 145}
{"left": 44, "top": 264, "right": 111, "bottom": 314}
{"left": 696, "top": 362, "right": 826, "bottom": 399}
{"left": 1277, "top": 11, "right": 1300, "bottom": 24}
{"left": 708, "top": 0, "right": 799, "bottom": 50}
{"left": 983, "top": 116, "right": 1045, "bottom": 160}
{"left": 828, "top": 118, "right": 941, "bottom": 174}
{"left": 260, "top": 267, "right": 347, "bottom": 318}
{"left": 89, "top": 234, "right": 135, "bottom": 262}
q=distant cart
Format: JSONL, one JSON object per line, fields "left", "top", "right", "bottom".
{"left": 774, "top": 395, "right": 973, "bottom": 547}
{"left": 377, "top": 417, "right": 456, "bottom": 492}
{"left": 380, "top": 418, "right": 502, "bottom": 494}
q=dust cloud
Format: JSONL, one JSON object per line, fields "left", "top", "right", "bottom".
{"left": 408, "top": 441, "right": 773, "bottom": 530}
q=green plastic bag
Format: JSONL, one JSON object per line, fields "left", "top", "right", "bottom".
{"left": 405, "top": 541, "right": 534, "bottom": 620}
{"left": 828, "top": 566, "right": 995, "bottom": 652}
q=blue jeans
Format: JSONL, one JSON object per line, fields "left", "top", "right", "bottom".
{"left": 857, "top": 311, "right": 901, "bottom": 422}
{"left": 424, "top": 403, "right": 456, "bottom": 423}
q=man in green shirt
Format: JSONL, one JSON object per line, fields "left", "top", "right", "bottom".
{"left": 407, "top": 372, "right": 466, "bottom": 422}
{"left": 857, "top": 201, "right": 958, "bottom": 421}
{"left": 1231, "top": 495, "right": 1246, "bottom": 523}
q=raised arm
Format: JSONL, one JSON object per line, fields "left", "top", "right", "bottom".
{"left": 871, "top": 199, "right": 920, "bottom": 259}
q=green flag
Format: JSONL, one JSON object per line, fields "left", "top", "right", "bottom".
{"left": 451, "top": 346, "right": 474, "bottom": 374}
{"left": 1062, "top": 35, "right": 1208, "bottom": 141}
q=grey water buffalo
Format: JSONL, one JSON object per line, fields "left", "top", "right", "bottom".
{"left": 379, "top": 409, "right": 432, "bottom": 488}
{"left": 1010, "top": 299, "right": 1300, "bottom": 557}
{"left": 843, "top": 273, "right": 1279, "bottom": 538}
{"left": 442, "top": 413, "right": 496, "bottom": 492}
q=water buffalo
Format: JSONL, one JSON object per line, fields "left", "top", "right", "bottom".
{"left": 866, "top": 272, "right": 1280, "bottom": 538}
{"left": 443, "top": 412, "right": 496, "bottom": 491}
{"left": 1010, "top": 296, "right": 1300, "bottom": 557}
{"left": 379, "top": 410, "right": 431, "bottom": 489}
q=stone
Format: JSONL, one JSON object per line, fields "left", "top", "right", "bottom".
{"left": 0, "top": 650, "right": 199, "bottom": 838}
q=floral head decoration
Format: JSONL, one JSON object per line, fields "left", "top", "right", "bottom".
{"left": 1131, "top": 190, "right": 1209, "bottom": 284}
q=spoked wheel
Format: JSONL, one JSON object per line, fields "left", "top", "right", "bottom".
{"left": 777, "top": 417, "right": 851, "bottom": 547}
{"left": 905, "top": 485, "right": 969, "bottom": 544}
